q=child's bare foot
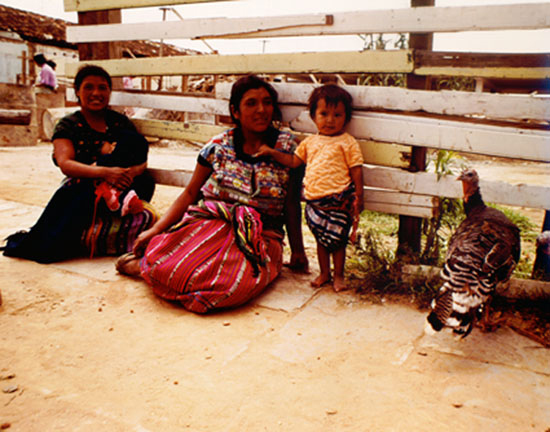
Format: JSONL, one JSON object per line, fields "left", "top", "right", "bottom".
{"left": 310, "top": 274, "right": 331, "bottom": 288}
{"left": 332, "top": 275, "right": 349, "bottom": 292}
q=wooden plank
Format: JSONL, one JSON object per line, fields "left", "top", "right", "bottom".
{"left": 416, "top": 51, "right": 550, "bottom": 69}
{"left": 226, "top": 4, "right": 550, "bottom": 37}
{"left": 67, "top": 13, "right": 333, "bottom": 43}
{"left": 414, "top": 51, "right": 550, "bottom": 79}
{"left": 138, "top": 117, "right": 411, "bottom": 167}
{"left": 66, "top": 4, "right": 550, "bottom": 36}
{"left": 291, "top": 111, "right": 550, "bottom": 162}
{"left": 45, "top": 104, "right": 408, "bottom": 168}
{"left": 133, "top": 116, "right": 410, "bottom": 167}
{"left": 364, "top": 189, "right": 437, "bottom": 219}
{"left": 365, "top": 189, "right": 436, "bottom": 208}
{"left": 147, "top": 168, "right": 193, "bottom": 188}
{"left": 71, "top": 83, "right": 550, "bottom": 124}
{"left": 133, "top": 118, "right": 226, "bottom": 143}
{"left": 65, "top": 90, "right": 227, "bottom": 114}
{"left": 135, "top": 118, "right": 410, "bottom": 167}
{"left": 110, "top": 91, "right": 227, "bottom": 115}
{"left": 149, "top": 161, "right": 548, "bottom": 214}
{"left": 364, "top": 202, "right": 433, "bottom": 219}
{"left": 0, "top": 109, "right": 32, "bottom": 125}
{"left": 66, "top": 88, "right": 304, "bottom": 122}
{"left": 65, "top": 50, "right": 414, "bottom": 77}
{"left": 64, "top": 0, "right": 234, "bottom": 12}
{"left": 362, "top": 165, "right": 550, "bottom": 210}
{"left": 402, "top": 264, "right": 550, "bottom": 300}
{"left": 217, "top": 81, "right": 550, "bottom": 123}
{"left": 358, "top": 141, "right": 410, "bottom": 169}
{"left": 415, "top": 67, "right": 550, "bottom": 80}
{"left": 146, "top": 168, "right": 435, "bottom": 217}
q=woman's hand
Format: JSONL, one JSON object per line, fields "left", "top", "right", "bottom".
{"left": 54, "top": 138, "right": 138, "bottom": 189}
{"left": 102, "top": 167, "right": 132, "bottom": 190}
{"left": 132, "top": 162, "right": 213, "bottom": 257}
{"left": 133, "top": 226, "right": 159, "bottom": 257}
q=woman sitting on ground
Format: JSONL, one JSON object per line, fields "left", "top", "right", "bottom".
{"left": 2, "top": 65, "right": 157, "bottom": 263}
{"left": 116, "top": 74, "right": 309, "bottom": 313}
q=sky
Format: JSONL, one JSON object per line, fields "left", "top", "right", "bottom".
{"left": 1, "top": 0, "right": 549, "bottom": 54}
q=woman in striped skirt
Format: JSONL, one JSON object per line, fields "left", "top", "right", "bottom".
{"left": 116, "top": 75, "right": 308, "bottom": 313}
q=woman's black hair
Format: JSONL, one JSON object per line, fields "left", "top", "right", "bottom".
{"left": 229, "top": 75, "right": 282, "bottom": 127}
{"left": 308, "top": 84, "right": 353, "bottom": 125}
{"left": 33, "top": 54, "right": 47, "bottom": 65}
{"left": 74, "top": 65, "right": 112, "bottom": 93}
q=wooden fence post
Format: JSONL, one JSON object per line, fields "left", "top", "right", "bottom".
{"left": 397, "top": 0, "right": 434, "bottom": 259}
{"left": 77, "top": 10, "right": 123, "bottom": 89}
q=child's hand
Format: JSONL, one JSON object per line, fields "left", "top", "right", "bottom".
{"left": 354, "top": 194, "right": 364, "bottom": 215}
{"left": 350, "top": 195, "right": 363, "bottom": 244}
{"left": 254, "top": 144, "right": 273, "bottom": 158}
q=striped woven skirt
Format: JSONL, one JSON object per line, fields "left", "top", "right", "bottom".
{"left": 83, "top": 200, "right": 158, "bottom": 257}
{"left": 305, "top": 184, "right": 355, "bottom": 252}
{"left": 140, "top": 200, "right": 284, "bottom": 313}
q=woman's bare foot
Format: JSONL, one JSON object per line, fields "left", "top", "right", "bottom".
{"left": 310, "top": 273, "right": 331, "bottom": 288}
{"left": 115, "top": 252, "right": 142, "bottom": 278}
{"left": 332, "top": 275, "right": 349, "bottom": 292}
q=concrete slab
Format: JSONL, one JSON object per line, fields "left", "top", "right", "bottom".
{"left": 254, "top": 266, "right": 321, "bottom": 312}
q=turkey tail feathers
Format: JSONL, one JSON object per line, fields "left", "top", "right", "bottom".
{"left": 425, "top": 282, "right": 481, "bottom": 335}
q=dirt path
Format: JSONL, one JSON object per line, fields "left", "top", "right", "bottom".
{"left": 1, "top": 145, "right": 549, "bottom": 431}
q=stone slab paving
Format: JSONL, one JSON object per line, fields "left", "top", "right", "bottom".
{"left": 0, "top": 146, "right": 549, "bottom": 431}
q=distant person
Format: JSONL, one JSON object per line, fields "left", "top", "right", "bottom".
{"left": 33, "top": 53, "right": 57, "bottom": 91}
{"left": 255, "top": 84, "right": 364, "bottom": 292}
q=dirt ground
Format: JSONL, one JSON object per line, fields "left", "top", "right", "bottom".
{"left": 1, "top": 143, "right": 549, "bottom": 431}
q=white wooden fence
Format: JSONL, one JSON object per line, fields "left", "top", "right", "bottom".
{"left": 58, "top": 0, "right": 550, "bottom": 282}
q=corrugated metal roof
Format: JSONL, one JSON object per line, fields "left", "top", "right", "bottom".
{"left": 0, "top": 4, "right": 198, "bottom": 56}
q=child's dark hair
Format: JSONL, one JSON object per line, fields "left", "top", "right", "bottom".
{"left": 308, "top": 84, "right": 353, "bottom": 124}
{"left": 229, "top": 75, "right": 282, "bottom": 127}
{"left": 74, "top": 65, "right": 112, "bottom": 93}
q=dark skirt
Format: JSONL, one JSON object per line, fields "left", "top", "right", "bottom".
{"left": 2, "top": 175, "right": 157, "bottom": 264}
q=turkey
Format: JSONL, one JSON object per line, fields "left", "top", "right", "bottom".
{"left": 426, "top": 169, "right": 521, "bottom": 337}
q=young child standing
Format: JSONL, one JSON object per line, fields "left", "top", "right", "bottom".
{"left": 256, "top": 84, "right": 363, "bottom": 291}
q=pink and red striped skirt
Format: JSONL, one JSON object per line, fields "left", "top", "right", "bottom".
{"left": 140, "top": 201, "right": 283, "bottom": 313}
